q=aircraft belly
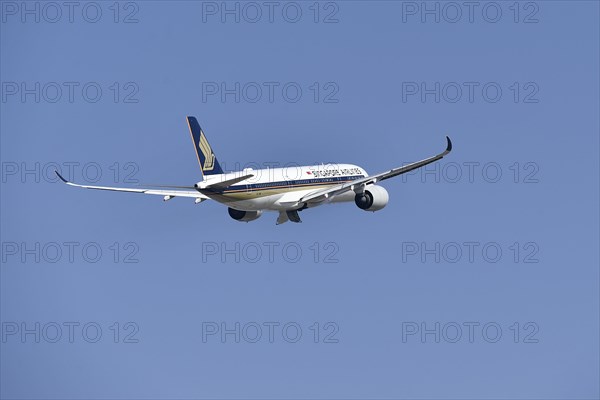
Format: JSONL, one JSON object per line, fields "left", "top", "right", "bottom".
{"left": 225, "top": 194, "right": 280, "bottom": 211}
{"left": 208, "top": 183, "right": 348, "bottom": 211}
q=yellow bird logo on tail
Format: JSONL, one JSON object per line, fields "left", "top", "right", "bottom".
{"left": 199, "top": 131, "right": 216, "bottom": 171}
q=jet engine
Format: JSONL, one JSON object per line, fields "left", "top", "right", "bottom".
{"left": 228, "top": 207, "right": 263, "bottom": 222}
{"left": 354, "top": 185, "right": 389, "bottom": 212}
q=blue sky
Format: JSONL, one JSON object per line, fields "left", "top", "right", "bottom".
{"left": 1, "top": 1, "right": 599, "bottom": 399}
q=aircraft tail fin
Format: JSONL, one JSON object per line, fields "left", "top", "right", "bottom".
{"left": 186, "top": 116, "right": 224, "bottom": 176}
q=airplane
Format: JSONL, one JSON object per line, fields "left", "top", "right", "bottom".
{"left": 56, "top": 116, "right": 453, "bottom": 224}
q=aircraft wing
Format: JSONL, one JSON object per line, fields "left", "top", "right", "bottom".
{"left": 55, "top": 171, "right": 209, "bottom": 202}
{"left": 301, "top": 136, "right": 452, "bottom": 204}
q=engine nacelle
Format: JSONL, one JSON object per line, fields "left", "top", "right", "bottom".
{"left": 354, "top": 185, "right": 389, "bottom": 212}
{"left": 228, "top": 208, "right": 262, "bottom": 222}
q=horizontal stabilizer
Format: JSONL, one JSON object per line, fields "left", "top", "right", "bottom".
{"left": 197, "top": 174, "right": 254, "bottom": 190}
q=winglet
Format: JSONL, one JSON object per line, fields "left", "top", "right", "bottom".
{"left": 445, "top": 136, "right": 452, "bottom": 152}
{"left": 55, "top": 170, "right": 69, "bottom": 183}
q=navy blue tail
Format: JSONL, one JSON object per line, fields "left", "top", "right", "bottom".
{"left": 186, "top": 116, "right": 224, "bottom": 176}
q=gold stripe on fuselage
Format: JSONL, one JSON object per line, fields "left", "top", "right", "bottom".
{"left": 210, "top": 179, "right": 354, "bottom": 202}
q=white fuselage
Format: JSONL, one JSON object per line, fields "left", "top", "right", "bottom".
{"left": 200, "top": 164, "right": 368, "bottom": 211}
